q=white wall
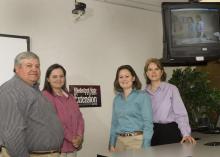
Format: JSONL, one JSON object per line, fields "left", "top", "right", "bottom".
{"left": 0, "top": 0, "right": 164, "bottom": 156}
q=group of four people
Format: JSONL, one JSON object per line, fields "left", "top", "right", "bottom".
{"left": 0, "top": 51, "right": 195, "bottom": 157}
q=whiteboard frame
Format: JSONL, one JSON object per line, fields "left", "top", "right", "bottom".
{"left": 0, "top": 34, "right": 30, "bottom": 85}
{"left": 0, "top": 34, "right": 30, "bottom": 51}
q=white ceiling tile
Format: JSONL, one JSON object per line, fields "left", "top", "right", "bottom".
{"left": 94, "top": 0, "right": 188, "bottom": 12}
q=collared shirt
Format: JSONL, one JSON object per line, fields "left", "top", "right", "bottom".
{"left": 42, "top": 90, "right": 84, "bottom": 153}
{"left": 109, "top": 90, "right": 153, "bottom": 148}
{"left": 145, "top": 82, "right": 191, "bottom": 137}
{"left": 0, "top": 75, "right": 64, "bottom": 157}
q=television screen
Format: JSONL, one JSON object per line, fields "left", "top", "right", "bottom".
{"left": 162, "top": 2, "right": 220, "bottom": 65}
{"left": 172, "top": 8, "right": 220, "bottom": 46}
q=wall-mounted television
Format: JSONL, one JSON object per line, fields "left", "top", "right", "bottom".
{"left": 162, "top": 2, "right": 220, "bottom": 66}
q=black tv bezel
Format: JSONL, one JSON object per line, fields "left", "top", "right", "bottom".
{"left": 162, "top": 2, "right": 220, "bottom": 65}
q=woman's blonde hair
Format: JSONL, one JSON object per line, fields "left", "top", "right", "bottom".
{"left": 144, "top": 58, "right": 166, "bottom": 84}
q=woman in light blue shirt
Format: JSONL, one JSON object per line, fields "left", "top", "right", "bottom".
{"left": 109, "top": 65, "right": 153, "bottom": 152}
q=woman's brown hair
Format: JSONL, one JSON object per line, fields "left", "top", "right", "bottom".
{"left": 43, "top": 64, "right": 68, "bottom": 94}
{"left": 114, "top": 65, "right": 142, "bottom": 92}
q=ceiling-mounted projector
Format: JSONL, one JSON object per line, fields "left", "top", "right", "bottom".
{"left": 72, "top": 0, "right": 86, "bottom": 15}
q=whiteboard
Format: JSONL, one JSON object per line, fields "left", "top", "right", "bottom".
{"left": 0, "top": 34, "right": 30, "bottom": 86}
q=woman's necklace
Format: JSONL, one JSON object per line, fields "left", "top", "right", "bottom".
{"left": 54, "top": 90, "right": 64, "bottom": 96}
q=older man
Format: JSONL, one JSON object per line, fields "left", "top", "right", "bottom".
{"left": 0, "top": 52, "right": 64, "bottom": 157}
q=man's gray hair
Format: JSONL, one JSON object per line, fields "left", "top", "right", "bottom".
{"left": 13, "top": 51, "right": 40, "bottom": 72}
{"left": 14, "top": 51, "right": 40, "bottom": 67}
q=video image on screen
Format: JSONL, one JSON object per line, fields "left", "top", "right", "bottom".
{"left": 171, "top": 8, "right": 220, "bottom": 46}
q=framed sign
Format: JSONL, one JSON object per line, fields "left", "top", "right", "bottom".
{"left": 69, "top": 85, "right": 101, "bottom": 107}
{"left": 0, "top": 34, "right": 30, "bottom": 85}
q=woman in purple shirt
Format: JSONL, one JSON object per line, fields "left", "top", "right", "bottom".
{"left": 144, "top": 58, "right": 196, "bottom": 146}
{"left": 42, "top": 64, "right": 84, "bottom": 157}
